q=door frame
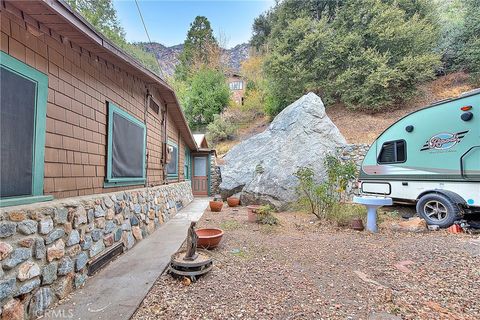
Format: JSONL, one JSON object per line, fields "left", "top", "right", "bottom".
{"left": 191, "top": 152, "right": 211, "bottom": 196}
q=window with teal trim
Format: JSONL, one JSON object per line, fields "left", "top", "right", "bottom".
{"left": 0, "top": 52, "right": 52, "bottom": 207}
{"left": 166, "top": 140, "right": 178, "bottom": 179}
{"left": 105, "top": 102, "right": 146, "bottom": 187}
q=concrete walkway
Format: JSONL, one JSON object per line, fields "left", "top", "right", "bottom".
{"left": 51, "top": 198, "right": 209, "bottom": 320}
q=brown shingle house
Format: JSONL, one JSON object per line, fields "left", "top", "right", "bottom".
{"left": 0, "top": 0, "right": 212, "bottom": 207}
{"left": 0, "top": 0, "right": 222, "bottom": 314}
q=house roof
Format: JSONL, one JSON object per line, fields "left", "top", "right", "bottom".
{"left": 193, "top": 134, "right": 208, "bottom": 149}
{"left": 193, "top": 134, "right": 216, "bottom": 154}
{"left": 5, "top": 0, "right": 198, "bottom": 150}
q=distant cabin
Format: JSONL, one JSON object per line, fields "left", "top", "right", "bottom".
{"left": 227, "top": 73, "right": 245, "bottom": 105}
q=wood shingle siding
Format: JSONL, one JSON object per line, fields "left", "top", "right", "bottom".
{"left": 0, "top": 1, "right": 196, "bottom": 202}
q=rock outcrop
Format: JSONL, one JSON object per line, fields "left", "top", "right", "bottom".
{"left": 139, "top": 42, "right": 250, "bottom": 77}
{"left": 219, "top": 93, "right": 346, "bottom": 209}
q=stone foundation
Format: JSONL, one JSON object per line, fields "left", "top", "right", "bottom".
{"left": 0, "top": 182, "right": 193, "bottom": 319}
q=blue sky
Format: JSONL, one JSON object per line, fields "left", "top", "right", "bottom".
{"left": 113, "top": 0, "right": 274, "bottom": 48}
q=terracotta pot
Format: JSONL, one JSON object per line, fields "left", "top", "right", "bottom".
{"left": 247, "top": 205, "right": 260, "bottom": 222}
{"left": 209, "top": 201, "right": 223, "bottom": 212}
{"left": 227, "top": 197, "right": 240, "bottom": 207}
{"left": 447, "top": 224, "right": 462, "bottom": 234}
{"left": 196, "top": 228, "right": 224, "bottom": 249}
{"left": 351, "top": 218, "right": 364, "bottom": 231}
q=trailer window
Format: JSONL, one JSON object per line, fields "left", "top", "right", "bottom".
{"left": 378, "top": 140, "right": 406, "bottom": 163}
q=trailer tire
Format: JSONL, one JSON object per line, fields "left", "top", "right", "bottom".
{"left": 416, "top": 193, "right": 460, "bottom": 228}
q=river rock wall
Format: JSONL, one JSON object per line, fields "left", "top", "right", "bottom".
{"left": 0, "top": 182, "right": 193, "bottom": 319}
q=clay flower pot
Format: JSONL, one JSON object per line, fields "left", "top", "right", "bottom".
{"left": 351, "top": 218, "right": 364, "bottom": 231}
{"left": 209, "top": 200, "right": 223, "bottom": 212}
{"left": 227, "top": 196, "right": 240, "bottom": 207}
{"left": 196, "top": 228, "right": 224, "bottom": 249}
{"left": 247, "top": 205, "right": 260, "bottom": 222}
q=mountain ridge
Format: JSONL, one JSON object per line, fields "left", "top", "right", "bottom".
{"left": 138, "top": 42, "right": 250, "bottom": 77}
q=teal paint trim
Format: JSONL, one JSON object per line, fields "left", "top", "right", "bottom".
{"left": 167, "top": 139, "right": 179, "bottom": 179}
{"left": 0, "top": 51, "right": 49, "bottom": 205}
{"left": 103, "top": 180, "right": 145, "bottom": 188}
{"left": 184, "top": 147, "right": 191, "bottom": 180}
{"left": 207, "top": 153, "right": 212, "bottom": 196}
{"left": 0, "top": 195, "right": 53, "bottom": 208}
{"left": 105, "top": 102, "right": 147, "bottom": 183}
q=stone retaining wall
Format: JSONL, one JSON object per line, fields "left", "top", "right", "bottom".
{"left": 336, "top": 144, "right": 370, "bottom": 197}
{"left": 0, "top": 182, "right": 193, "bottom": 319}
{"left": 211, "top": 164, "right": 222, "bottom": 196}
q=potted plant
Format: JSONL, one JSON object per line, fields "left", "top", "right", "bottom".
{"left": 227, "top": 196, "right": 240, "bottom": 207}
{"left": 209, "top": 196, "right": 223, "bottom": 212}
{"left": 246, "top": 205, "right": 260, "bottom": 222}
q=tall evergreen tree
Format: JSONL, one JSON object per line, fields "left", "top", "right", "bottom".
{"left": 175, "top": 16, "right": 219, "bottom": 80}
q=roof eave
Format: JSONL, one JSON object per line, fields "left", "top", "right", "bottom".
{"left": 40, "top": 0, "right": 197, "bottom": 150}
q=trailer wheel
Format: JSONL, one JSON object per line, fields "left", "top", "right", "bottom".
{"left": 416, "top": 193, "right": 460, "bottom": 228}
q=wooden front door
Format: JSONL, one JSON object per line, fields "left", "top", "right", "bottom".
{"left": 192, "top": 156, "right": 208, "bottom": 196}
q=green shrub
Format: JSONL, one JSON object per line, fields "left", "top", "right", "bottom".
{"left": 206, "top": 114, "right": 237, "bottom": 144}
{"left": 256, "top": 205, "right": 279, "bottom": 225}
{"left": 177, "top": 67, "right": 231, "bottom": 128}
{"left": 258, "top": 0, "right": 441, "bottom": 115}
{"left": 294, "top": 155, "right": 357, "bottom": 220}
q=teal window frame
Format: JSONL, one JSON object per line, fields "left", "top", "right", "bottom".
{"left": 184, "top": 147, "right": 191, "bottom": 180}
{"left": 166, "top": 140, "right": 179, "bottom": 180}
{"left": 104, "top": 102, "right": 146, "bottom": 188}
{"left": 0, "top": 52, "right": 52, "bottom": 207}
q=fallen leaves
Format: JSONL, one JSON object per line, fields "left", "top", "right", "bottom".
{"left": 132, "top": 207, "right": 480, "bottom": 320}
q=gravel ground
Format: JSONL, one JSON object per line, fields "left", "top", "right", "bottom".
{"left": 133, "top": 206, "right": 480, "bottom": 320}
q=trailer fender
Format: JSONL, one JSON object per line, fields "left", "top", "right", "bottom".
{"left": 416, "top": 190, "right": 467, "bottom": 208}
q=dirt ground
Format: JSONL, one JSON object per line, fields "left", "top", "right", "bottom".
{"left": 133, "top": 206, "right": 480, "bottom": 320}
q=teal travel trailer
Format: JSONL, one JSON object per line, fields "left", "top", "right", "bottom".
{"left": 359, "top": 89, "right": 480, "bottom": 227}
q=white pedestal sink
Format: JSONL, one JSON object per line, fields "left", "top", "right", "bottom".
{"left": 353, "top": 196, "right": 393, "bottom": 232}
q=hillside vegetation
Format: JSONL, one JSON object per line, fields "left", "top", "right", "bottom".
{"left": 212, "top": 0, "right": 479, "bottom": 154}
{"left": 251, "top": 0, "right": 479, "bottom": 116}
{"left": 68, "top": 0, "right": 479, "bottom": 153}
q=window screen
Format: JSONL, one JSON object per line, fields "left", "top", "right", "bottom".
{"left": 0, "top": 67, "right": 36, "bottom": 197}
{"left": 194, "top": 157, "right": 207, "bottom": 177}
{"left": 111, "top": 112, "right": 144, "bottom": 178}
{"left": 166, "top": 144, "right": 178, "bottom": 175}
{"left": 378, "top": 140, "right": 406, "bottom": 164}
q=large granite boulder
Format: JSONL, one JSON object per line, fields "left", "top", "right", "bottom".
{"left": 219, "top": 92, "right": 346, "bottom": 209}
